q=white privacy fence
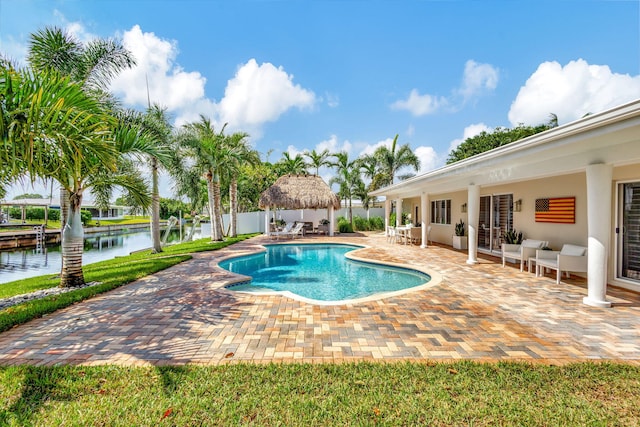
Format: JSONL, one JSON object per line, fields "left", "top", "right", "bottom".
{"left": 221, "top": 207, "right": 385, "bottom": 234}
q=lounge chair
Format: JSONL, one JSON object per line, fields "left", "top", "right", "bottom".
{"left": 535, "top": 244, "right": 588, "bottom": 283}
{"left": 501, "top": 239, "right": 548, "bottom": 272}
{"left": 270, "top": 222, "right": 294, "bottom": 240}
{"left": 287, "top": 222, "right": 305, "bottom": 239}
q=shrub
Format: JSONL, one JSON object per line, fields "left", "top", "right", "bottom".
{"left": 368, "top": 216, "right": 384, "bottom": 230}
{"left": 7, "top": 207, "right": 60, "bottom": 221}
{"left": 389, "top": 212, "right": 408, "bottom": 227}
{"left": 80, "top": 210, "right": 92, "bottom": 226}
{"left": 352, "top": 216, "right": 369, "bottom": 231}
{"left": 338, "top": 221, "right": 353, "bottom": 233}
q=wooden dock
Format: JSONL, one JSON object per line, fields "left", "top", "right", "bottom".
{"left": 0, "top": 223, "right": 152, "bottom": 251}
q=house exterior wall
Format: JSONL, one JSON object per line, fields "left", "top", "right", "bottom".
{"left": 393, "top": 165, "right": 640, "bottom": 293}
{"left": 487, "top": 172, "right": 588, "bottom": 250}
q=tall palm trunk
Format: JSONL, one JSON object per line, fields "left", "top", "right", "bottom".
{"left": 150, "top": 156, "right": 162, "bottom": 253}
{"left": 206, "top": 172, "right": 218, "bottom": 241}
{"left": 212, "top": 173, "right": 224, "bottom": 241}
{"left": 60, "top": 189, "right": 85, "bottom": 287}
{"left": 230, "top": 177, "right": 238, "bottom": 238}
{"left": 60, "top": 187, "right": 70, "bottom": 229}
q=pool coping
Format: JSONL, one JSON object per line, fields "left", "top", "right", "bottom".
{"left": 214, "top": 241, "right": 443, "bottom": 306}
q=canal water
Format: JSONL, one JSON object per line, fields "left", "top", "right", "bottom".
{"left": 0, "top": 224, "right": 211, "bottom": 285}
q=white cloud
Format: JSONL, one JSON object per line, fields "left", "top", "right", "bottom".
{"left": 508, "top": 59, "right": 640, "bottom": 126}
{"left": 218, "top": 59, "right": 316, "bottom": 127}
{"left": 359, "top": 137, "right": 394, "bottom": 157}
{"left": 317, "top": 134, "right": 352, "bottom": 155}
{"left": 110, "top": 25, "right": 208, "bottom": 115}
{"left": 391, "top": 60, "right": 498, "bottom": 116}
{"left": 415, "top": 146, "right": 439, "bottom": 173}
{"left": 108, "top": 27, "right": 317, "bottom": 139}
{"left": 457, "top": 60, "right": 499, "bottom": 101}
{"left": 390, "top": 89, "right": 446, "bottom": 116}
{"left": 286, "top": 145, "right": 304, "bottom": 157}
{"left": 0, "top": 35, "right": 27, "bottom": 64}
{"left": 447, "top": 123, "right": 491, "bottom": 154}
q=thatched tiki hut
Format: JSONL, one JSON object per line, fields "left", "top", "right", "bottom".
{"left": 259, "top": 174, "right": 340, "bottom": 236}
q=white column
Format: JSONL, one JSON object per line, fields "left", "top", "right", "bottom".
{"left": 467, "top": 184, "right": 479, "bottom": 264}
{"left": 264, "top": 206, "right": 270, "bottom": 235}
{"left": 329, "top": 206, "right": 335, "bottom": 236}
{"left": 584, "top": 163, "right": 613, "bottom": 307}
{"left": 384, "top": 199, "right": 391, "bottom": 236}
{"left": 396, "top": 198, "right": 403, "bottom": 227}
{"left": 420, "top": 192, "right": 429, "bottom": 248}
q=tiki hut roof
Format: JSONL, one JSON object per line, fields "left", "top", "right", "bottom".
{"left": 259, "top": 174, "right": 340, "bottom": 210}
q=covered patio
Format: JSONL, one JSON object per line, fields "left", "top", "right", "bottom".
{"left": 0, "top": 232, "right": 638, "bottom": 366}
{"left": 372, "top": 100, "right": 640, "bottom": 308}
{"left": 259, "top": 174, "right": 341, "bottom": 236}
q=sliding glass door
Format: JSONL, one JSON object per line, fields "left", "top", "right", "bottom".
{"left": 478, "top": 194, "right": 513, "bottom": 252}
{"left": 618, "top": 182, "right": 640, "bottom": 282}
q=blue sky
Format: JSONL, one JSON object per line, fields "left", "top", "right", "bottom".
{"left": 1, "top": 0, "right": 639, "bottom": 199}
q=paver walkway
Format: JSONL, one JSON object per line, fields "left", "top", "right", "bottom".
{"left": 1, "top": 233, "right": 639, "bottom": 366}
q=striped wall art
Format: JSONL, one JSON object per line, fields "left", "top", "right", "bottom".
{"left": 535, "top": 197, "right": 575, "bottom": 223}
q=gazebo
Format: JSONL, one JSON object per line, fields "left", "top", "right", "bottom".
{"left": 259, "top": 174, "right": 340, "bottom": 236}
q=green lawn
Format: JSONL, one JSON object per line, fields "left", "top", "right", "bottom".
{"left": 0, "top": 362, "right": 638, "bottom": 426}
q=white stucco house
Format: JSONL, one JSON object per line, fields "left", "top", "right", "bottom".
{"left": 371, "top": 99, "right": 640, "bottom": 308}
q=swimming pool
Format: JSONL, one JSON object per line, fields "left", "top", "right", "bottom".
{"left": 218, "top": 243, "right": 432, "bottom": 303}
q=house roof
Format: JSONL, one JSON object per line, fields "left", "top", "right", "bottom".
{"left": 371, "top": 98, "right": 640, "bottom": 199}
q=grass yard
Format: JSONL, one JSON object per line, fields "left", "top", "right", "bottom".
{"left": 1, "top": 362, "right": 638, "bottom": 426}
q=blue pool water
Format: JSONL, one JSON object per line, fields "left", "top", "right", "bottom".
{"left": 219, "top": 244, "right": 430, "bottom": 302}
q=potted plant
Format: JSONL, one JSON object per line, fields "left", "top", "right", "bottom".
{"left": 453, "top": 219, "right": 468, "bottom": 250}
{"left": 503, "top": 229, "right": 523, "bottom": 245}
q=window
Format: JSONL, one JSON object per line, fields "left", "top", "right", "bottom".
{"left": 431, "top": 199, "right": 451, "bottom": 225}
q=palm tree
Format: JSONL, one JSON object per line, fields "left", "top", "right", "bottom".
{"left": 22, "top": 26, "right": 149, "bottom": 287}
{"left": 1, "top": 65, "right": 149, "bottom": 287}
{"left": 27, "top": 26, "right": 135, "bottom": 95}
{"left": 373, "top": 134, "right": 420, "bottom": 187}
{"left": 304, "top": 148, "right": 331, "bottom": 176}
{"left": 357, "top": 154, "right": 387, "bottom": 192}
{"left": 224, "top": 132, "right": 259, "bottom": 237}
{"left": 329, "top": 152, "right": 362, "bottom": 224}
{"left": 176, "top": 116, "right": 231, "bottom": 241}
{"left": 276, "top": 152, "right": 308, "bottom": 175}
{"left": 91, "top": 106, "right": 172, "bottom": 252}
{"left": 27, "top": 26, "right": 136, "bottom": 225}
{"left": 142, "top": 105, "right": 174, "bottom": 252}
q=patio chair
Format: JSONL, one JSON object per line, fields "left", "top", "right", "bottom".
{"left": 270, "top": 222, "right": 294, "bottom": 240}
{"left": 386, "top": 226, "right": 397, "bottom": 243}
{"left": 535, "top": 244, "right": 588, "bottom": 283}
{"left": 287, "top": 222, "right": 305, "bottom": 239}
{"left": 408, "top": 226, "right": 422, "bottom": 245}
{"left": 501, "top": 239, "right": 548, "bottom": 272}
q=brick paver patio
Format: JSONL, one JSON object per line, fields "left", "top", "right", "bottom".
{"left": 1, "top": 232, "right": 639, "bottom": 366}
